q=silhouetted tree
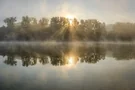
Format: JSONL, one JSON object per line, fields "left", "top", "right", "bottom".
{"left": 39, "top": 18, "right": 49, "bottom": 27}
{"left": 21, "top": 16, "right": 31, "bottom": 28}
{"left": 4, "top": 17, "right": 17, "bottom": 28}
{"left": 0, "top": 16, "right": 135, "bottom": 41}
{"left": 31, "top": 17, "right": 37, "bottom": 25}
{"left": 4, "top": 55, "right": 17, "bottom": 66}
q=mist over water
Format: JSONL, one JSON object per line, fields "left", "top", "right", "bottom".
{"left": 0, "top": 0, "right": 135, "bottom": 90}
{"left": 0, "top": 42, "right": 135, "bottom": 90}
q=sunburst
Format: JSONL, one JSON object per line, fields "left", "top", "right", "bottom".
{"left": 66, "top": 15, "right": 75, "bottom": 25}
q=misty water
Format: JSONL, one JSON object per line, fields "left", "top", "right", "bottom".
{"left": 0, "top": 42, "right": 135, "bottom": 90}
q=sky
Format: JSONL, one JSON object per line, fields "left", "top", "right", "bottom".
{"left": 0, "top": 0, "right": 135, "bottom": 26}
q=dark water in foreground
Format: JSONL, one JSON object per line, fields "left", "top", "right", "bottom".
{"left": 0, "top": 42, "right": 135, "bottom": 90}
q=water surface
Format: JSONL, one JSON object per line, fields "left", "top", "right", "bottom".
{"left": 0, "top": 42, "right": 135, "bottom": 90}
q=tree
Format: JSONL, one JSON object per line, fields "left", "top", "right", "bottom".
{"left": 39, "top": 18, "right": 49, "bottom": 27}
{"left": 31, "top": 17, "right": 37, "bottom": 25}
{"left": 111, "top": 22, "right": 135, "bottom": 41}
{"left": 21, "top": 16, "right": 31, "bottom": 28}
{"left": 50, "top": 17, "right": 70, "bottom": 40}
{"left": 78, "top": 19, "right": 106, "bottom": 41}
{"left": 4, "top": 17, "right": 17, "bottom": 28}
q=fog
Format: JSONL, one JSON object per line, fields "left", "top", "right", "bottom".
{"left": 0, "top": 0, "right": 135, "bottom": 26}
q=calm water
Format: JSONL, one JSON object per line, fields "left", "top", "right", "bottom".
{"left": 0, "top": 42, "right": 135, "bottom": 90}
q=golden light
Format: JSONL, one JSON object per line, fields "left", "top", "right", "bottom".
{"left": 64, "top": 55, "right": 78, "bottom": 69}
{"left": 68, "top": 57, "right": 74, "bottom": 64}
{"left": 66, "top": 15, "right": 74, "bottom": 19}
{"left": 66, "top": 15, "right": 75, "bottom": 25}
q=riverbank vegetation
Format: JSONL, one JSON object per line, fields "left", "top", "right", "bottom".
{"left": 0, "top": 16, "right": 135, "bottom": 41}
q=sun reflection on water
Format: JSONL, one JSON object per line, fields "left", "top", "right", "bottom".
{"left": 65, "top": 56, "right": 77, "bottom": 69}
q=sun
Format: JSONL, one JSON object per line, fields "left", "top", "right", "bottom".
{"left": 66, "top": 15, "right": 74, "bottom": 19}
{"left": 68, "top": 57, "right": 74, "bottom": 64}
{"left": 66, "top": 15, "right": 75, "bottom": 25}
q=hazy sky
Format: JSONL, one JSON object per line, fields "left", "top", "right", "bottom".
{"left": 0, "top": 0, "right": 135, "bottom": 26}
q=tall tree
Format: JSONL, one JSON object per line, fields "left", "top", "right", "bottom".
{"left": 21, "top": 16, "right": 31, "bottom": 28}
{"left": 39, "top": 18, "right": 49, "bottom": 27}
{"left": 31, "top": 17, "right": 37, "bottom": 25}
{"left": 4, "top": 17, "right": 17, "bottom": 28}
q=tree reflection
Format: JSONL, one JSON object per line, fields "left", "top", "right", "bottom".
{"left": 108, "top": 44, "right": 135, "bottom": 60}
{"left": 1, "top": 43, "right": 135, "bottom": 67}
{"left": 79, "top": 44, "right": 106, "bottom": 63}
{"left": 4, "top": 55, "right": 17, "bottom": 66}
{"left": 21, "top": 56, "right": 37, "bottom": 67}
{"left": 39, "top": 56, "right": 49, "bottom": 65}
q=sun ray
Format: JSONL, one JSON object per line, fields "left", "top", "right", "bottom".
{"left": 66, "top": 15, "right": 75, "bottom": 25}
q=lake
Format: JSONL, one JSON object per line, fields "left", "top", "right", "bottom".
{"left": 0, "top": 42, "right": 135, "bottom": 90}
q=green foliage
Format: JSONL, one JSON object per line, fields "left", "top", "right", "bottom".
{"left": 4, "top": 17, "right": 17, "bottom": 28}
{"left": 1, "top": 16, "right": 135, "bottom": 41}
{"left": 107, "top": 22, "right": 135, "bottom": 41}
{"left": 39, "top": 18, "right": 49, "bottom": 26}
{"left": 3, "top": 43, "right": 135, "bottom": 66}
{"left": 21, "top": 16, "right": 31, "bottom": 28}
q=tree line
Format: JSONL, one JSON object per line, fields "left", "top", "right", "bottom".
{"left": 0, "top": 16, "right": 135, "bottom": 41}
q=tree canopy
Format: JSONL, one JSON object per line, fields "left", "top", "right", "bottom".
{"left": 0, "top": 16, "right": 135, "bottom": 41}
